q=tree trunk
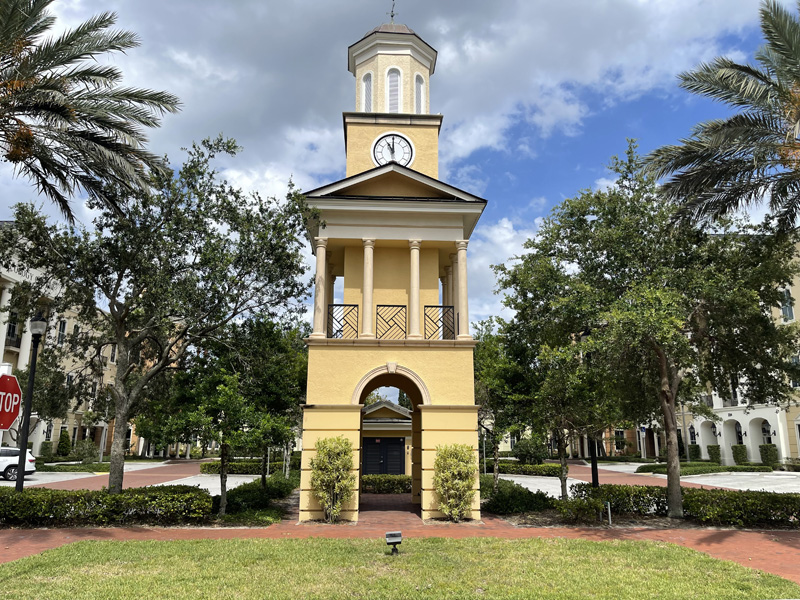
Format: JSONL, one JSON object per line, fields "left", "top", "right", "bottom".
{"left": 260, "top": 447, "right": 268, "bottom": 490}
{"left": 660, "top": 395, "right": 684, "bottom": 518}
{"left": 492, "top": 436, "right": 500, "bottom": 495}
{"left": 557, "top": 430, "right": 569, "bottom": 501}
{"left": 218, "top": 442, "right": 229, "bottom": 517}
{"left": 107, "top": 407, "right": 130, "bottom": 494}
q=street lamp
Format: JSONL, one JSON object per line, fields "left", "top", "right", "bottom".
{"left": 15, "top": 315, "right": 47, "bottom": 492}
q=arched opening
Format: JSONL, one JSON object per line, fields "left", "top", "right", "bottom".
{"left": 355, "top": 368, "right": 427, "bottom": 517}
{"left": 699, "top": 420, "right": 715, "bottom": 458}
{"left": 722, "top": 419, "right": 742, "bottom": 464}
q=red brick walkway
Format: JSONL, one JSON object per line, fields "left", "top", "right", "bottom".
{"left": 568, "top": 464, "right": 716, "bottom": 489}
{"left": 3, "top": 463, "right": 799, "bottom": 586}
{"left": 30, "top": 460, "right": 202, "bottom": 491}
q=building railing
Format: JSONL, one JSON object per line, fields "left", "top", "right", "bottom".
{"left": 377, "top": 305, "right": 406, "bottom": 340}
{"left": 424, "top": 305, "right": 455, "bottom": 340}
{"left": 327, "top": 304, "right": 358, "bottom": 339}
{"left": 4, "top": 335, "right": 21, "bottom": 349}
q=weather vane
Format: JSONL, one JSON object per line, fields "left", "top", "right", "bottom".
{"left": 387, "top": 0, "right": 398, "bottom": 23}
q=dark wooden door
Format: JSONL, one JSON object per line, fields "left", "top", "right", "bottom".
{"left": 362, "top": 437, "right": 405, "bottom": 475}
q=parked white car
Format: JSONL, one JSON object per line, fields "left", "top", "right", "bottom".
{"left": 0, "top": 447, "right": 36, "bottom": 481}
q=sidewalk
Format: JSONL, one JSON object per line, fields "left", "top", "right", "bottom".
{"left": 28, "top": 460, "right": 203, "bottom": 491}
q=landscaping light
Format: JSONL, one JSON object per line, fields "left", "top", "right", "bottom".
{"left": 385, "top": 531, "right": 402, "bottom": 555}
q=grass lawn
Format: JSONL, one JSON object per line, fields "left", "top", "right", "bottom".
{"left": 0, "top": 538, "right": 798, "bottom": 599}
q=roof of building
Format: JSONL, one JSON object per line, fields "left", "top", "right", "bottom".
{"left": 364, "top": 23, "right": 416, "bottom": 36}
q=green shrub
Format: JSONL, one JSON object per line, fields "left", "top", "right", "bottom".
{"left": 200, "top": 460, "right": 287, "bottom": 475}
{"left": 35, "top": 462, "right": 110, "bottom": 472}
{"left": 56, "top": 432, "right": 71, "bottom": 457}
{"left": 310, "top": 436, "right": 357, "bottom": 523}
{"left": 360, "top": 474, "right": 412, "bottom": 494}
{"left": 688, "top": 444, "right": 701, "bottom": 461}
{"left": 190, "top": 447, "right": 202, "bottom": 459}
{"left": 433, "top": 444, "right": 477, "bottom": 522}
{"left": 214, "top": 473, "right": 299, "bottom": 514}
{"left": 571, "top": 483, "right": 668, "bottom": 516}
{"left": 484, "top": 479, "right": 554, "bottom": 515}
{"left": 636, "top": 464, "right": 770, "bottom": 476}
{"left": 731, "top": 444, "right": 748, "bottom": 465}
{"left": 0, "top": 485, "right": 212, "bottom": 527}
{"left": 512, "top": 436, "right": 548, "bottom": 465}
{"left": 38, "top": 441, "right": 53, "bottom": 459}
{"left": 682, "top": 488, "right": 800, "bottom": 528}
{"left": 495, "top": 462, "right": 561, "bottom": 477}
{"left": 635, "top": 462, "right": 710, "bottom": 473}
{"left": 555, "top": 497, "right": 603, "bottom": 523}
{"left": 71, "top": 439, "right": 98, "bottom": 464}
{"left": 707, "top": 445, "right": 721, "bottom": 464}
{"left": 759, "top": 444, "right": 779, "bottom": 467}
{"left": 596, "top": 455, "right": 657, "bottom": 463}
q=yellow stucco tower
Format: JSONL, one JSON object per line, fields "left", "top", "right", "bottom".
{"left": 300, "top": 22, "right": 486, "bottom": 521}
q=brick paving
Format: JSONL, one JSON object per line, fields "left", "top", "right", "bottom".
{"left": 567, "top": 464, "right": 717, "bottom": 489}
{"left": 2, "top": 462, "right": 799, "bottom": 586}
{"left": 30, "top": 460, "right": 202, "bottom": 491}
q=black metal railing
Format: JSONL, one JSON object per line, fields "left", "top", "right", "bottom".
{"left": 424, "top": 305, "right": 455, "bottom": 340}
{"left": 327, "top": 304, "right": 358, "bottom": 339}
{"left": 377, "top": 305, "right": 406, "bottom": 340}
{"left": 4, "top": 335, "right": 21, "bottom": 349}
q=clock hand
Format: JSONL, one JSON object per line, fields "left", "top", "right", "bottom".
{"left": 390, "top": 137, "right": 395, "bottom": 157}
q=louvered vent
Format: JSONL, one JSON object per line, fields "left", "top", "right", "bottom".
{"left": 415, "top": 75, "right": 423, "bottom": 114}
{"left": 363, "top": 73, "right": 372, "bottom": 112}
{"left": 388, "top": 69, "right": 400, "bottom": 113}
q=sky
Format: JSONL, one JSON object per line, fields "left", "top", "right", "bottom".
{"left": 0, "top": 0, "right": 781, "bottom": 328}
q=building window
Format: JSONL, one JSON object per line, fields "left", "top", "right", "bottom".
{"left": 45, "top": 421, "right": 53, "bottom": 441}
{"left": 782, "top": 289, "right": 795, "bottom": 322}
{"left": 6, "top": 312, "right": 17, "bottom": 339}
{"left": 110, "top": 343, "right": 117, "bottom": 364}
{"left": 415, "top": 74, "right": 424, "bottom": 114}
{"left": 735, "top": 421, "right": 743, "bottom": 445}
{"left": 71, "top": 427, "right": 78, "bottom": 444}
{"left": 614, "top": 429, "right": 625, "bottom": 451}
{"left": 57, "top": 320, "right": 66, "bottom": 345}
{"left": 362, "top": 73, "right": 372, "bottom": 112}
{"left": 762, "top": 422, "right": 773, "bottom": 444}
{"left": 792, "top": 356, "right": 800, "bottom": 388}
{"left": 387, "top": 68, "right": 400, "bottom": 113}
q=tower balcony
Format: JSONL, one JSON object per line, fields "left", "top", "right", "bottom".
{"left": 327, "top": 304, "right": 455, "bottom": 341}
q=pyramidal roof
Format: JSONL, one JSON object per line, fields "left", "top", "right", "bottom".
{"left": 364, "top": 23, "right": 416, "bottom": 36}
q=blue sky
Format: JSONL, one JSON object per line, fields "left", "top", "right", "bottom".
{"left": 0, "top": 1, "right": 778, "bottom": 325}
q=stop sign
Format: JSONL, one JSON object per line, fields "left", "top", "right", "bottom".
{"left": 0, "top": 374, "right": 22, "bottom": 431}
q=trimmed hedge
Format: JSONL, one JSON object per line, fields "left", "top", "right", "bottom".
{"left": 200, "top": 461, "right": 287, "bottom": 475}
{"left": 361, "top": 474, "right": 412, "bottom": 494}
{"left": 495, "top": 463, "right": 562, "bottom": 477}
{"left": 760, "top": 444, "right": 779, "bottom": 467}
{"left": 572, "top": 483, "right": 800, "bottom": 528}
{"left": 0, "top": 485, "right": 212, "bottom": 527}
{"left": 483, "top": 478, "right": 554, "bottom": 515}
{"left": 688, "top": 444, "right": 701, "bottom": 461}
{"left": 707, "top": 445, "right": 721, "bottom": 464}
{"left": 635, "top": 462, "right": 771, "bottom": 475}
{"left": 213, "top": 472, "right": 300, "bottom": 514}
{"left": 635, "top": 462, "right": 710, "bottom": 473}
{"left": 596, "top": 455, "right": 657, "bottom": 463}
{"left": 36, "top": 462, "right": 110, "bottom": 472}
{"left": 731, "top": 444, "right": 748, "bottom": 465}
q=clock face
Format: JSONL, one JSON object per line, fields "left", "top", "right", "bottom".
{"left": 373, "top": 133, "right": 413, "bottom": 167}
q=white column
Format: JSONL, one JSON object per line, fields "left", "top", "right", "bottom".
{"left": 310, "top": 237, "right": 328, "bottom": 338}
{"left": 450, "top": 253, "right": 459, "bottom": 334}
{"left": 362, "top": 239, "right": 375, "bottom": 338}
{"left": 17, "top": 319, "right": 32, "bottom": 370}
{"left": 323, "top": 265, "right": 335, "bottom": 337}
{"left": 0, "top": 285, "right": 10, "bottom": 355}
{"left": 408, "top": 240, "right": 422, "bottom": 339}
{"left": 456, "top": 240, "right": 471, "bottom": 340}
{"left": 776, "top": 410, "right": 791, "bottom": 461}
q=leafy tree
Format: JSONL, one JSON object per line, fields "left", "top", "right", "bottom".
{"left": 396, "top": 389, "right": 413, "bottom": 411}
{"left": 0, "top": 0, "right": 180, "bottom": 221}
{"left": 498, "top": 142, "right": 800, "bottom": 516}
{"left": 0, "top": 137, "right": 309, "bottom": 493}
{"left": 55, "top": 430, "right": 71, "bottom": 456}
{"left": 364, "top": 390, "right": 389, "bottom": 405}
{"left": 648, "top": 0, "right": 800, "bottom": 228}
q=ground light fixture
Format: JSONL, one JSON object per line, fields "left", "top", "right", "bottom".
{"left": 385, "top": 531, "right": 402, "bottom": 555}
{"left": 15, "top": 315, "right": 47, "bottom": 492}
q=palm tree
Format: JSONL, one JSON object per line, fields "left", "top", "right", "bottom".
{"left": 648, "top": 0, "right": 800, "bottom": 229}
{"left": 0, "top": 0, "right": 180, "bottom": 221}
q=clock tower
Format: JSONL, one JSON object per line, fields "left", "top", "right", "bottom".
{"left": 344, "top": 23, "right": 442, "bottom": 178}
{"left": 299, "top": 22, "right": 486, "bottom": 522}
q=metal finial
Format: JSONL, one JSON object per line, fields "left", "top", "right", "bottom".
{"left": 387, "top": 0, "right": 397, "bottom": 23}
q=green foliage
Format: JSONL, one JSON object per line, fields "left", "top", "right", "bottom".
{"left": 647, "top": 1, "right": 800, "bottom": 227}
{"left": 213, "top": 473, "right": 299, "bottom": 514}
{"left": 71, "top": 439, "right": 98, "bottom": 464}
{"left": 35, "top": 462, "right": 110, "bottom": 472}
{"left": 38, "top": 441, "right": 53, "bottom": 459}
{"left": 512, "top": 435, "right": 549, "bottom": 465}
{"left": 200, "top": 461, "right": 290, "bottom": 475}
{"left": 682, "top": 489, "right": 800, "bottom": 528}
{"left": 310, "top": 436, "right": 356, "bottom": 523}
{"left": 555, "top": 497, "right": 603, "bottom": 523}
{"left": 483, "top": 479, "right": 554, "bottom": 515}
{"left": 360, "top": 474, "right": 412, "bottom": 494}
{"left": 432, "top": 444, "right": 477, "bottom": 522}
{"left": 760, "top": 444, "right": 779, "bottom": 467}
{"left": 598, "top": 455, "right": 656, "bottom": 463}
{"left": 636, "top": 464, "right": 771, "bottom": 476}
{"left": 636, "top": 461, "right": 716, "bottom": 473}
{"left": 688, "top": 444, "right": 701, "bottom": 461}
{"left": 0, "top": 485, "right": 211, "bottom": 527}
{"left": 731, "top": 444, "right": 748, "bottom": 465}
{"left": 0, "top": 0, "right": 180, "bottom": 220}
{"left": 363, "top": 390, "right": 388, "bottom": 405}
{"left": 707, "top": 445, "right": 721, "bottom": 464}
{"left": 493, "top": 462, "right": 562, "bottom": 477}
{"left": 56, "top": 432, "right": 71, "bottom": 457}
{"left": 572, "top": 483, "right": 669, "bottom": 516}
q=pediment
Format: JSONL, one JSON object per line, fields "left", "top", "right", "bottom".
{"left": 362, "top": 399, "right": 412, "bottom": 420}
